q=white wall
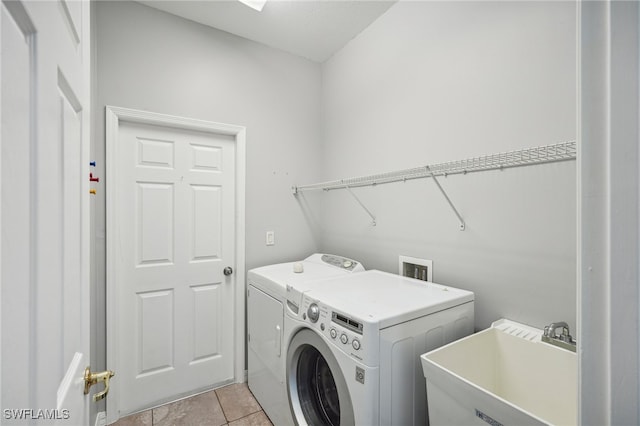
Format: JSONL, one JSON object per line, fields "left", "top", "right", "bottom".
{"left": 92, "top": 0, "right": 322, "bottom": 391}
{"left": 94, "top": 0, "right": 578, "bottom": 384}
{"left": 316, "top": 1, "right": 577, "bottom": 331}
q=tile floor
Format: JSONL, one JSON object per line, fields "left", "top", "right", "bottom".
{"left": 113, "top": 383, "right": 273, "bottom": 426}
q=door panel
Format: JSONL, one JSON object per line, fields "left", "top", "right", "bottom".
{"left": 61, "top": 72, "right": 84, "bottom": 373}
{"left": 115, "top": 121, "right": 236, "bottom": 415}
{"left": 192, "top": 185, "right": 222, "bottom": 259}
{"left": 138, "top": 290, "right": 174, "bottom": 375}
{"left": 137, "top": 182, "right": 174, "bottom": 265}
{"left": 192, "top": 284, "right": 222, "bottom": 362}
{"left": 1, "top": 0, "right": 33, "bottom": 410}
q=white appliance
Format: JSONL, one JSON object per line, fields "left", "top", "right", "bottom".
{"left": 247, "top": 254, "right": 364, "bottom": 426}
{"left": 284, "top": 270, "right": 474, "bottom": 426}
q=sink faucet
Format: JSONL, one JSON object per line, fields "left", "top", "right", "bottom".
{"left": 542, "top": 321, "right": 576, "bottom": 351}
{"left": 543, "top": 322, "right": 574, "bottom": 342}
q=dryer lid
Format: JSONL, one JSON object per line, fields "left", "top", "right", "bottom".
{"left": 248, "top": 253, "right": 364, "bottom": 300}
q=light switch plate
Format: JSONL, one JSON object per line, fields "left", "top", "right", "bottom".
{"left": 266, "top": 231, "right": 275, "bottom": 246}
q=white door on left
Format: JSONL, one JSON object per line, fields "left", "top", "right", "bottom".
{"left": 1, "top": 0, "right": 92, "bottom": 424}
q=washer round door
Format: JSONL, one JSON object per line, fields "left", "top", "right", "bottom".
{"left": 287, "top": 328, "right": 355, "bottom": 426}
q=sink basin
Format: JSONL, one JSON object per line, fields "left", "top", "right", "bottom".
{"left": 421, "top": 319, "right": 576, "bottom": 426}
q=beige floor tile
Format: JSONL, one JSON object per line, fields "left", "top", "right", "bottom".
{"left": 228, "top": 411, "right": 273, "bottom": 426}
{"left": 112, "top": 410, "right": 152, "bottom": 426}
{"left": 152, "top": 390, "right": 227, "bottom": 426}
{"left": 215, "top": 383, "right": 262, "bottom": 422}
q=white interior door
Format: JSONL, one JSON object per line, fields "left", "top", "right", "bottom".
{"left": 1, "top": 0, "right": 91, "bottom": 424}
{"left": 107, "top": 109, "right": 243, "bottom": 419}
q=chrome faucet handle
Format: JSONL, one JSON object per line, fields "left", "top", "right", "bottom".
{"left": 542, "top": 321, "right": 576, "bottom": 351}
{"left": 544, "top": 321, "right": 570, "bottom": 338}
{"left": 558, "top": 327, "right": 575, "bottom": 343}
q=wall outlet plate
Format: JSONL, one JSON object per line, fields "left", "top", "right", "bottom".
{"left": 399, "top": 255, "right": 433, "bottom": 282}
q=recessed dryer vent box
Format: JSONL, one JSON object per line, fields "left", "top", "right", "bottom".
{"left": 399, "top": 255, "right": 433, "bottom": 282}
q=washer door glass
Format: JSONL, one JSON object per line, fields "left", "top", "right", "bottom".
{"left": 287, "top": 328, "right": 354, "bottom": 426}
{"left": 297, "top": 345, "right": 340, "bottom": 425}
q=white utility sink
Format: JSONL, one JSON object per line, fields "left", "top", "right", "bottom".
{"left": 421, "top": 319, "right": 576, "bottom": 426}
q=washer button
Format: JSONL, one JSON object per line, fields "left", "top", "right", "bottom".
{"left": 320, "top": 323, "right": 325, "bottom": 331}
{"left": 340, "top": 333, "right": 348, "bottom": 344}
{"left": 330, "top": 328, "right": 337, "bottom": 339}
{"left": 352, "top": 339, "right": 361, "bottom": 350}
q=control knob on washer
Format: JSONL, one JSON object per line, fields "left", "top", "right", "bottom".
{"left": 307, "top": 303, "right": 320, "bottom": 323}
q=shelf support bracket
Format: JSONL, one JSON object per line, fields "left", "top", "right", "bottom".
{"left": 426, "top": 166, "right": 466, "bottom": 231}
{"left": 346, "top": 186, "right": 376, "bottom": 226}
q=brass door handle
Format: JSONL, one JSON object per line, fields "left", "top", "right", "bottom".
{"left": 84, "top": 367, "right": 115, "bottom": 402}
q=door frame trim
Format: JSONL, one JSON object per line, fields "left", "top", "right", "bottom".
{"left": 105, "top": 106, "right": 246, "bottom": 423}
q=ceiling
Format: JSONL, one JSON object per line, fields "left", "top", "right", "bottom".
{"left": 137, "top": 0, "right": 397, "bottom": 62}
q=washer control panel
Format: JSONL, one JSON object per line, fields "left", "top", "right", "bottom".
{"left": 332, "top": 311, "right": 363, "bottom": 334}
{"left": 307, "top": 303, "right": 320, "bottom": 323}
{"left": 300, "top": 295, "right": 366, "bottom": 359}
{"left": 330, "top": 328, "right": 361, "bottom": 351}
{"left": 327, "top": 322, "right": 362, "bottom": 357}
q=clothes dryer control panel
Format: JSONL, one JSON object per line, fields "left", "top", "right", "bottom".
{"left": 306, "top": 253, "right": 364, "bottom": 272}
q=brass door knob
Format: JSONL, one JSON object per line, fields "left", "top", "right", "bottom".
{"left": 84, "top": 367, "right": 115, "bottom": 402}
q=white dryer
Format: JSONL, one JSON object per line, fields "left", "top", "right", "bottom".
{"left": 247, "top": 254, "right": 364, "bottom": 426}
{"left": 284, "top": 270, "right": 474, "bottom": 426}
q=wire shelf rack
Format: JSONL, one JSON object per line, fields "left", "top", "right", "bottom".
{"left": 292, "top": 141, "right": 576, "bottom": 194}
{"left": 291, "top": 141, "right": 576, "bottom": 230}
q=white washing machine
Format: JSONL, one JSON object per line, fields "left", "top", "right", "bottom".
{"left": 247, "top": 254, "right": 364, "bottom": 426}
{"left": 284, "top": 270, "right": 474, "bottom": 426}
